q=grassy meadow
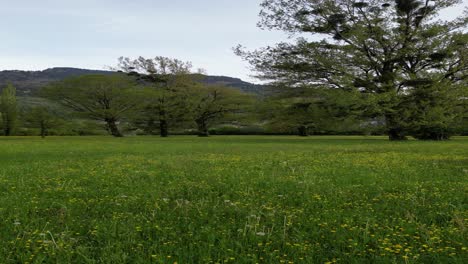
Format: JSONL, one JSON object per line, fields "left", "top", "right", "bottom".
{"left": 0, "top": 136, "right": 466, "bottom": 263}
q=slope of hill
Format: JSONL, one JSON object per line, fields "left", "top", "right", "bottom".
{"left": 0, "top": 68, "right": 265, "bottom": 96}
{"left": 200, "top": 75, "right": 266, "bottom": 95}
{"left": 0, "top": 68, "right": 113, "bottom": 95}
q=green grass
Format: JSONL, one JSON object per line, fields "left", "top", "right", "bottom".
{"left": 0, "top": 136, "right": 466, "bottom": 263}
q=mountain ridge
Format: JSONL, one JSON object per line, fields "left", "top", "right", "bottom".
{"left": 0, "top": 67, "right": 265, "bottom": 95}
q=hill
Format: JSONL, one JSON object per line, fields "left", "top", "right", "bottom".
{"left": 0, "top": 68, "right": 112, "bottom": 96}
{"left": 0, "top": 67, "right": 266, "bottom": 96}
{"left": 199, "top": 75, "right": 266, "bottom": 95}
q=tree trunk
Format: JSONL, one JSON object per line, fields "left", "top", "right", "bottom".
{"left": 3, "top": 116, "right": 11, "bottom": 136}
{"left": 159, "top": 119, "right": 168, "bottom": 137}
{"left": 385, "top": 114, "right": 407, "bottom": 141}
{"left": 106, "top": 119, "right": 123, "bottom": 137}
{"left": 298, "top": 125, "right": 308, "bottom": 137}
{"left": 4, "top": 126, "right": 11, "bottom": 136}
{"left": 40, "top": 122, "right": 46, "bottom": 138}
{"left": 196, "top": 119, "right": 209, "bottom": 137}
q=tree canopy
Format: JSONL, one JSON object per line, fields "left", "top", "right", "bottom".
{"left": 189, "top": 85, "right": 254, "bottom": 136}
{"left": 0, "top": 84, "right": 18, "bottom": 136}
{"left": 116, "top": 56, "right": 199, "bottom": 137}
{"left": 42, "top": 74, "right": 141, "bottom": 137}
{"left": 237, "top": 0, "right": 468, "bottom": 140}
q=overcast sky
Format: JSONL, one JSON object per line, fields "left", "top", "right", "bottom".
{"left": 0, "top": 0, "right": 466, "bottom": 83}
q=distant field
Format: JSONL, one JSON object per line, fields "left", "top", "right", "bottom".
{"left": 0, "top": 136, "right": 466, "bottom": 263}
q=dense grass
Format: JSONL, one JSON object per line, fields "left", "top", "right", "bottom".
{"left": 0, "top": 136, "right": 466, "bottom": 263}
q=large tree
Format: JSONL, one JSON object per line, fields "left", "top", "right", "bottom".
{"left": 237, "top": 0, "right": 467, "bottom": 140}
{"left": 0, "top": 84, "right": 18, "bottom": 136}
{"left": 42, "top": 74, "right": 140, "bottom": 137}
{"left": 190, "top": 85, "right": 254, "bottom": 137}
{"left": 400, "top": 80, "right": 467, "bottom": 140}
{"left": 24, "top": 106, "right": 59, "bottom": 138}
{"left": 116, "top": 56, "right": 197, "bottom": 137}
{"left": 260, "top": 87, "right": 364, "bottom": 136}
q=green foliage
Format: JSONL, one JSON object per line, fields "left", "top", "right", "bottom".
{"left": 0, "top": 84, "right": 18, "bottom": 136}
{"left": 208, "top": 125, "right": 266, "bottom": 135}
{"left": 0, "top": 136, "right": 466, "bottom": 262}
{"left": 189, "top": 85, "right": 255, "bottom": 136}
{"left": 130, "top": 84, "right": 193, "bottom": 136}
{"left": 42, "top": 74, "right": 141, "bottom": 137}
{"left": 402, "top": 82, "right": 467, "bottom": 140}
{"left": 23, "top": 106, "right": 61, "bottom": 138}
{"left": 238, "top": 0, "right": 468, "bottom": 140}
{"left": 260, "top": 87, "right": 365, "bottom": 136}
{"left": 116, "top": 57, "right": 256, "bottom": 137}
{"left": 116, "top": 56, "right": 198, "bottom": 137}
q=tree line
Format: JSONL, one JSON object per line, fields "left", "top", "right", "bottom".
{"left": 0, "top": 57, "right": 257, "bottom": 138}
{"left": 1, "top": 0, "right": 466, "bottom": 140}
